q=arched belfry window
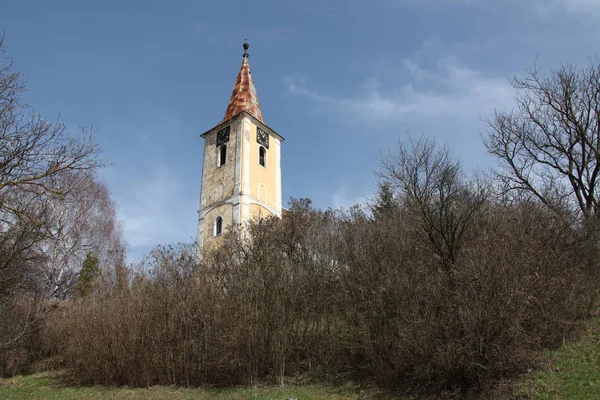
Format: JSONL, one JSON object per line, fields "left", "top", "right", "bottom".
{"left": 218, "top": 144, "right": 227, "bottom": 167}
{"left": 259, "top": 146, "right": 266, "bottom": 168}
{"left": 214, "top": 216, "right": 223, "bottom": 236}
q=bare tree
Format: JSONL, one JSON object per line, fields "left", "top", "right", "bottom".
{"left": 0, "top": 36, "right": 104, "bottom": 355}
{"left": 485, "top": 57, "right": 600, "bottom": 220}
{"left": 38, "top": 172, "right": 125, "bottom": 299}
{"left": 379, "top": 137, "right": 487, "bottom": 269}
{"left": 0, "top": 37, "right": 102, "bottom": 225}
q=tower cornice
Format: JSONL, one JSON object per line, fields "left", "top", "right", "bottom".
{"left": 200, "top": 111, "right": 284, "bottom": 142}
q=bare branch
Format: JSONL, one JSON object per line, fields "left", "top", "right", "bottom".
{"left": 485, "top": 56, "right": 600, "bottom": 221}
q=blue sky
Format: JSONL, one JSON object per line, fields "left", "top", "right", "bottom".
{"left": 1, "top": 0, "right": 598, "bottom": 260}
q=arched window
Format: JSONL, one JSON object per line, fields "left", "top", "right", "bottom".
{"left": 218, "top": 144, "right": 227, "bottom": 167}
{"left": 215, "top": 216, "right": 223, "bottom": 236}
{"left": 259, "top": 146, "right": 266, "bottom": 167}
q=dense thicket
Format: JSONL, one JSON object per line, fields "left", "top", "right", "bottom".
{"left": 51, "top": 141, "right": 600, "bottom": 394}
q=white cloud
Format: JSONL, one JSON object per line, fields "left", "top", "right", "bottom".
{"left": 331, "top": 185, "right": 367, "bottom": 210}
{"left": 561, "top": 0, "right": 599, "bottom": 12}
{"left": 384, "top": 0, "right": 482, "bottom": 6}
{"left": 101, "top": 164, "right": 198, "bottom": 260}
{"left": 285, "top": 53, "right": 515, "bottom": 127}
{"left": 533, "top": 0, "right": 600, "bottom": 16}
{"left": 387, "top": 0, "right": 598, "bottom": 13}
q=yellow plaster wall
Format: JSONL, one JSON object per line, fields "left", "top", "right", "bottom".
{"left": 246, "top": 120, "right": 278, "bottom": 210}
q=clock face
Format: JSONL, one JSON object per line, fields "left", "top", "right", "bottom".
{"left": 216, "top": 126, "right": 230, "bottom": 147}
{"left": 256, "top": 127, "right": 269, "bottom": 149}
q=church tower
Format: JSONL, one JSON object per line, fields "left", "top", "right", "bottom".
{"left": 197, "top": 42, "right": 284, "bottom": 258}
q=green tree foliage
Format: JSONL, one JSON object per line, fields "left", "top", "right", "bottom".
{"left": 74, "top": 252, "right": 99, "bottom": 298}
{"left": 371, "top": 181, "right": 397, "bottom": 219}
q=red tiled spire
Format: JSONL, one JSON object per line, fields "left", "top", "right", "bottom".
{"left": 222, "top": 42, "right": 264, "bottom": 123}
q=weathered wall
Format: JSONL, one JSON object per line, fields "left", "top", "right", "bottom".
{"left": 201, "top": 203, "right": 235, "bottom": 252}
{"left": 200, "top": 115, "right": 242, "bottom": 210}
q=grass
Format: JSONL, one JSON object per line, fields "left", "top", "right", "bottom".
{"left": 0, "top": 371, "right": 395, "bottom": 400}
{"left": 514, "top": 317, "right": 600, "bottom": 400}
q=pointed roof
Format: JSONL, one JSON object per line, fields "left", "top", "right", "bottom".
{"left": 222, "top": 42, "right": 264, "bottom": 123}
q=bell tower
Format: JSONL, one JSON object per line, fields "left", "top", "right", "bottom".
{"left": 197, "top": 41, "right": 284, "bottom": 258}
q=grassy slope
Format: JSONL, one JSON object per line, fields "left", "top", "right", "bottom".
{"left": 0, "top": 372, "right": 394, "bottom": 400}
{"left": 515, "top": 318, "right": 600, "bottom": 400}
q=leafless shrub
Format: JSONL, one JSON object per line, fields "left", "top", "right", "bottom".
{"left": 51, "top": 205, "right": 346, "bottom": 386}
{"left": 50, "top": 137, "right": 598, "bottom": 395}
{"left": 51, "top": 183, "right": 598, "bottom": 394}
{"left": 338, "top": 138, "right": 598, "bottom": 394}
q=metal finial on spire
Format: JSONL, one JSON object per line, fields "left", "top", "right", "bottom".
{"left": 222, "top": 38, "right": 263, "bottom": 122}
{"left": 243, "top": 39, "right": 249, "bottom": 58}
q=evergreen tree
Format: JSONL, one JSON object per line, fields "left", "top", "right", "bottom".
{"left": 74, "top": 252, "right": 99, "bottom": 298}
{"left": 372, "top": 181, "right": 397, "bottom": 219}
